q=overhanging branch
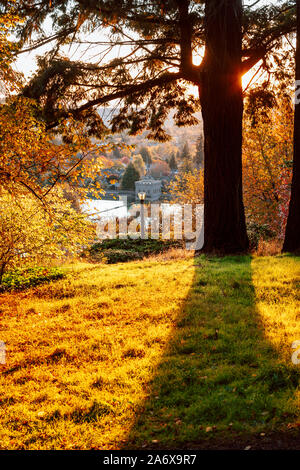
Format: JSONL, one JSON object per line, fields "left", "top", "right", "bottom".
{"left": 46, "top": 71, "right": 183, "bottom": 130}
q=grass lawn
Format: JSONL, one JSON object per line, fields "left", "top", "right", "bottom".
{"left": 0, "top": 253, "right": 299, "bottom": 449}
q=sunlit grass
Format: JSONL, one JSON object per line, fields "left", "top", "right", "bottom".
{"left": 0, "top": 254, "right": 299, "bottom": 449}
{"left": 252, "top": 256, "right": 300, "bottom": 363}
{"left": 0, "top": 258, "right": 194, "bottom": 449}
{"left": 127, "top": 255, "right": 300, "bottom": 448}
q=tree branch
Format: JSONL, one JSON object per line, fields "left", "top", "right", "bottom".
{"left": 46, "top": 72, "right": 183, "bottom": 130}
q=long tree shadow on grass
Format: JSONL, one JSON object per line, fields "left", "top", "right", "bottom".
{"left": 123, "top": 255, "right": 300, "bottom": 450}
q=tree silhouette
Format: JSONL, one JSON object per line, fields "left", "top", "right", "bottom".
{"left": 9, "top": 0, "right": 297, "bottom": 252}
{"left": 283, "top": 0, "right": 300, "bottom": 253}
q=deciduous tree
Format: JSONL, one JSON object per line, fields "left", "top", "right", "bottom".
{"left": 0, "top": 3, "right": 22, "bottom": 92}
{"left": 169, "top": 169, "right": 204, "bottom": 205}
{"left": 243, "top": 96, "right": 293, "bottom": 238}
{"left": 0, "top": 97, "right": 106, "bottom": 202}
{"left": 0, "top": 187, "right": 94, "bottom": 282}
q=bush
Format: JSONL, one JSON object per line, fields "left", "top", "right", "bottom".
{"left": 102, "top": 249, "right": 144, "bottom": 264}
{"left": 0, "top": 266, "right": 64, "bottom": 292}
{"left": 0, "top": 188, "right": 94, "bottom": 282}
{"left": 83, "top": 238, "right": 183, "bottom": 264}
{"left": 247, "top": 221, "right": 275, "bottom": 250}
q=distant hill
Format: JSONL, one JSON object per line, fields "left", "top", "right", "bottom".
{"left": 97, "top": 107, "right": 203, "bottom": 159}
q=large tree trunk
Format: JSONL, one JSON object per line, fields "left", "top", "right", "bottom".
{"left": 283, "top": 0, "right": 300, "bottom": 253}
{"left": 200, "top": 0, "right": 249, "bottom": 254}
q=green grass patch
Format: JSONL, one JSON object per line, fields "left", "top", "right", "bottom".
{"left": 0, "top": 266, "right": 64, "bottom": 292}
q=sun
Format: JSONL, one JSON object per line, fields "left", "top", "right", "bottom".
{"left": 242, "top": 60, "right": 264, "bottom": 90}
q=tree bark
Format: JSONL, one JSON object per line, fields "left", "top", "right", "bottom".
{"left": 283, "top": 0, "right": 300, "bottom": 253}
{"left": 200, "top": 0, "right": 249, "bottom": 254}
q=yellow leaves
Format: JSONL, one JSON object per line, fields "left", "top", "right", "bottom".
{"left": 0, "top": 8, "right": 23, "bottom": 91}
{"left": 169, "top": 169, "right": 204, "bottom": 205}
{"left": 0, "top": 97, "right": 106, "bottom": 202}
{"left": 0, "top": 186, "right": 95, "bottom": 276}
{"left": 243, "top": 98, "right": 293, "bottom": 235}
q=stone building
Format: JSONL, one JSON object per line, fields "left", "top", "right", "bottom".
{"left": 135, "top": 175, "right": 161, "bottom": 201}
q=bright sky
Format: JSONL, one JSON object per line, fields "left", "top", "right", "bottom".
{"left": 14, "top": 43, "right": 266, "bottom": 101}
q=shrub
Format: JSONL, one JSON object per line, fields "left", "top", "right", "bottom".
{"left": 0, "top": 188, "right": 94, "bottom": 282}
{"left": 0, "top": 266, "right": 64, "bottom": 292}
{"left": 102, "top": 249, "right": 143, "bottom": 264}
{"left": 83, "top": 238, "right": 183, "bottom": 264}
{"left": 247, "top": 221, "right": 275, "bottom": 250}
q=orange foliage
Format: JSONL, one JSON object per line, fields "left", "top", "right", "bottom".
{"left": 243, "top": 98, "right": 293, "bottom": 237}
{"left": 169, "top": 169, "right": 204, "bottom": 205}
{"left": 0, "top": 97, "right": 109, "bottom": 202}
